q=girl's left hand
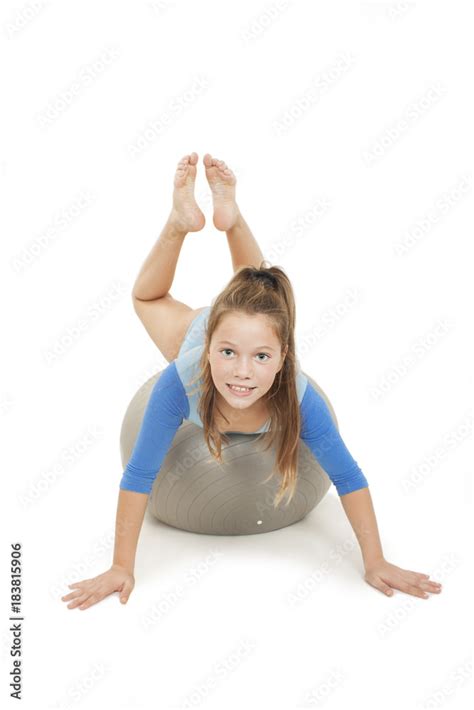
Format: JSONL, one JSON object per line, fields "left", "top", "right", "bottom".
{"left": 364, "top": 558, "right": 442, "bottom": 599}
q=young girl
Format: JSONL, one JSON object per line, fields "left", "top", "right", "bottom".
{"left": 61, "top": 152, "right": 442, "bottom": 610}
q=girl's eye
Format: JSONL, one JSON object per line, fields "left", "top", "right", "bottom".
{"left": 220, "top": 349, "right": 269, "bottom": 362}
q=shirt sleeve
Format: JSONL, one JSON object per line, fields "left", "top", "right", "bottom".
{"left": 299, "top": 381, "right": 369, "bottom": 496}
{"left": 119, "top": 361, "right": 189, "bottom": 495}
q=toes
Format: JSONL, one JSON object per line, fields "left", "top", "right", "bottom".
{"left": 189, "top": 152, "right": 198, "bottom": 164}
{"left": 202, "top": 154, "right": 233, "bottom": 178}
{"left": 202, "top": 154, "right": 228, "bottom": 169}
{"left": 176, "top": 155, "right": 190, "bottom": 174}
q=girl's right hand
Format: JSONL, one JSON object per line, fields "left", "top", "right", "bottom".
{"left": 60, "top": 564, "right": 135, "bottom": 610}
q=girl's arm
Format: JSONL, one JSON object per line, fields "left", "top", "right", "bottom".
{"left": 60, "top": 489, "right": 146, "bottom": 611}
{"left": 340, "top": 485, "right": 442, "bottom": 599}
{"left": 112, "top": 489, "right": 150, "bottom": 573}
{"left": 61, "top": 363, "right": 188, "bottom": 611}
{"left": 338, "top": 487, "right": 383, "bottom": 567}
{"left": 114, "top": 362, "right": 190, "bottom": 569}
{"left": 299, "top": 383, "right": 442, "bottom": 599}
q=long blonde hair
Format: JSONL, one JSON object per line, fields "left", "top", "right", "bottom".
{"left": 186, "top": 261, "right": 301, "bottom": 509}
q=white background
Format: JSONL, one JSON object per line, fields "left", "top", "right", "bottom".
{"left": 1, "top": 1, "right": 472, "bottom": 708}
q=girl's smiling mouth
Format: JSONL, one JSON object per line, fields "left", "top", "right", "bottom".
{"left": 226, "top": 383, "right": 256, "bottom": 396}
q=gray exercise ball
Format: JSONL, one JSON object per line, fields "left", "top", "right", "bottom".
{"left": 120, "top": 370, "right": 336, "bottom": 536}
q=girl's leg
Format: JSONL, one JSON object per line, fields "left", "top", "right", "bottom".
{"left": 132, "top": 217, "right": 187, "bottom": 300}
{"left": 203, "top": 153, "right": 265, "bottom": 273}
{"left": 134, "top": 151, "right": 265, "bottom": 302}
{"left": 131, "top": 153, "right": 208, "bottom": 362}
{"left": 132, "top": 152, "right": 204, "bottom": 300}
{"left": 225, "top": 212, "right": 265, "bottom": 273}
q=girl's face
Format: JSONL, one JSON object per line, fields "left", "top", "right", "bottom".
{"left": 207, "top": 311, "right": 287, "bottom": 415}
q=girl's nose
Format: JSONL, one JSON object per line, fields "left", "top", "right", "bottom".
{"left": 233, "top": 360, "right": 254, "bottom": 378}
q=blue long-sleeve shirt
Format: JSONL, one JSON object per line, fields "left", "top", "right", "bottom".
{"left": 119, "top": 359, "right": 369, "bottom": 497}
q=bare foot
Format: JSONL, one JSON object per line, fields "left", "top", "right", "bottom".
{"left": 203, "top": 153, "right": 240, "bottom": 231}
{"left": 169, "top": 152, "right": 205, "bottom": 232}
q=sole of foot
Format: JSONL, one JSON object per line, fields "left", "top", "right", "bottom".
{"left": 203, "top": 153, "right": 240, "bottom": 231}
{"left": 170, "top": 152, "right": 206, "bottom": 232}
